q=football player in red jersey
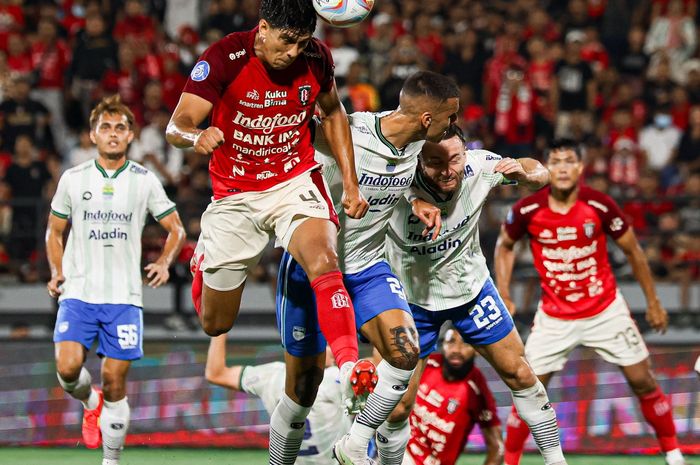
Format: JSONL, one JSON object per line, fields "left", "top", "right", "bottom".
{"left": 495, "top": 140, "right": 689, "bottom": 465}
{"left": 406, "top": 327, "right": 504, "bottom": 465}
{"left": 165, "top": 1, "right": 371, "bottom": 464}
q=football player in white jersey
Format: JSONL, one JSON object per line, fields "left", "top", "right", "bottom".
{"left": 205, "top": 335, "right": 351, "bottom": 465}
{"left": 276, "top": 71, "right": 459, "bottom": 465}
{"left": 385, "top": 126, "right": 569, "bottom": 465}
{"left": 46, "top": 96, "right": 185, "bottom": 465}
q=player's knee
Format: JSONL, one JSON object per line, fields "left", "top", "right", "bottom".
{"left": 502, "top": 359, "right": 537, "bottom": 390}
{"left": 302, "top": 250, "right": 340, "bottom": 282}
{"left": 293, "top": 366, "right": 324, "bottom": 407}
{"left": 201, "top": 322, "right": 230, "bottom": 337}
{"left": 387, "top": 350, "right": 419, "bottom": 371}
{"left": 56, "top": 356, "right": 83, "bottom": 382}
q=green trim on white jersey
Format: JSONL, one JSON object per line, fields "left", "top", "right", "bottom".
{"left": 315, "top": 111, "right": 425, "bottom": 274}
{"left": 387, "top": 149, "right": 509, "bottom": 311}
{"left": 50, "top": 159, "right": 176, "bottom": 306}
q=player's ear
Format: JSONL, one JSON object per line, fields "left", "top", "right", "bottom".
{"left": 420, "top": 112, "right": 432, "bottom": 130}
{"left": 127, "top": 129, "right": 135, "bottom": 144}
{"left": 89, "top": 129, "right": 96, "bottom": 145}
{"left": 259, "top": 19, "right": 269, "bottom": 37}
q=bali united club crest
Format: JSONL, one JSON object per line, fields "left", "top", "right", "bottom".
{"left": 298, "top": 84, "right": 311, "bottom": 106}
{"left": 583, "top": 221, "right": 595, "bottom": 238}
{"left": 447, "top": 398, "right": 460, "bottom": 414}
{"left": 331, "top": 289, "right": 350, "bottom": 309}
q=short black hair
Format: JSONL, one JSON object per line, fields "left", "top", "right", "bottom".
{"left": 401, "top": 71, "right": 460, "bottom": 103}
{"left": 442, "top": 124, "right": 467, "bottom": 146}
{"left": 545, "top": 139, "right": 582, "bottom": 160}
{"left": 260, "top": 0, "right": 317, "bottom": 36}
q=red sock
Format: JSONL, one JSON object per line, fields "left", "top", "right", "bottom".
{"left": 504, "top": 405, "right": 530, "bottom": 465}
{"left": 638, "top": 386, "right": 678, "bottom": 452}
{"left": 311, "top": 271, "right": 358, "bottom": 369}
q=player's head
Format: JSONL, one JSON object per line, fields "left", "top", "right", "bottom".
{"left": 257, "top": 0, "right": 317, "bottom": 70}
{"left": 399, "top": 71, "right": 460, "bottom": 142}
{"left": 89, "top": 95, "right": 135, "bottom": 159}
{"left": 441, "top": 327, "right": 476, "bottom": 381}
{"left": 544, "top": 139, "right": 583, "bottom": 191}
{"left": 419, "top": 125, "right": 467, "bottom": 194}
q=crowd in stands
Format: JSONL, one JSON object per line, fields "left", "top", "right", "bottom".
{"left": 0, "top": 0, "right": 698, "bottom": 319}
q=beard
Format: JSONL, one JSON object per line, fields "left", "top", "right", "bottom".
{"left": 442, "top": 356, "right": 475, "bottom": 381}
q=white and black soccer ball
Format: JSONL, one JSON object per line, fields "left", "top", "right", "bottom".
{"left": 313, "top": 0, "right": 375, "bottom": 28}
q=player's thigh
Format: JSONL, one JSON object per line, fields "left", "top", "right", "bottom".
{"left": 53, "top": 299, "right": 98, "bottom": 376}
{"left": 619, "top": 357, "right": 657, "bottom": 395}
{"left": 523, "top": 306, "right": 581, "bottom": 376}
{"left": 283, "top": 351, "right": 326, "bottom": 407}
{"left": 97, "top": 304, "right": 144, "bottom": 362}
{"left": 409, "top": 304, "right": 447, "bottom": 360}
{"left": 199, "top": 196, "right": 271, "bottom": 292}
{"left": 278, "top": 170, "right": 340, "bottom": 281}
{"left": 474, "top": 329, "right": 537, "bottom": 390}
{"left": 581, "top": 294, "right": 649, "bottom": 368}
{"left": 277, "top": 252, "right": 326, "bottom": 361}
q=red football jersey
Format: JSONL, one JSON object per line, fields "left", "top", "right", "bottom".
{"left": 505, "top": 186, "right": 630, "bottom": 320}
{"left": 407, "top": 355, "right": 500, "bottom": 465}
{"left": 183, "top": 29, "right": 334, "bottom": 199}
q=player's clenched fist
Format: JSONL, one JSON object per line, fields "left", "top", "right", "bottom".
{"left": 194, "top": 127, "right": 225, "bottom": 155}
{"left": 342, "top": 185, "right": 369, "bottom": 219}
{"left": 47, "top": 274, "right": 65, "bottom": 298}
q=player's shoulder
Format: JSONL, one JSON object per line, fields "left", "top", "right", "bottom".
{"left": 125, "top": 160, "right": 152, "bottom": 177}
{"left": 63, "top": 159, "right": 95, "bottom": 177}
{"left": 578, "top": 185, "right": 620, "bottom": 213}
{"left": 303, "top": 37, "right": 333, "bottom": 62}
{"left": 467, "top": 149, "right": 502, "bottom": 162}
{"left": 212, "top": 30, "right": 254, "bottom": 55}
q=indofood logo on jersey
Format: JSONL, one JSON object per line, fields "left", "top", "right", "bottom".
{"left": 358, "top": 172, "right": 413, "bottom": 191}
{"left": 232, "top": 110, "right": 307, "bottom": 134}
{"left": 84, "top": 210, "right": 134, "bottom": 224}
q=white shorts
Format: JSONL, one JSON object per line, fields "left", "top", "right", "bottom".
{"left": 199, "top": 169, "right": 336, "bottom": 290}
{"left": 525, "top": 292, "right": 649, "bottom": 375}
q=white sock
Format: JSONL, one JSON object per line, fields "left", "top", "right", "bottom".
{"left": 511, "top": 380, "right": 565, "bottom": 465}
{"left": 376, "top": 419, "right": 410, "bottom": 465}
{"left": 101, "top": 397, "right": 130, "bottom": 464}
{"left": 268, "top": 393, "right": 311, "bottom": 465}
{"left": 666, "top": 448, "right": 685, "bottom": 465}
{"left": 346, "top": 360, "right": 414, "bottom": 456}
{"left": 57, "top": 367, "right": 93, "bottom": 403}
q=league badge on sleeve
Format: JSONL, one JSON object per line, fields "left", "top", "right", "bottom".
{"left": 191, "top": 61, "right": 210, "bottom": 82}
{"left": 298, "top": 85, "right": 311, "bottom": 106}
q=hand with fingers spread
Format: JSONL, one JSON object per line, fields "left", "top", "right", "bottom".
{"left": 47, "top": 274, "right": 65, "bottom": 298}
{"left": 194, "top": 127, "right": 225, "bottom": 155}
{"left": 144, "top": 261, "right": 170, "bottom": 288}
{"left": 646, "top": 299, "right": 668, "bottom": 334}
{"left": 411, "top": 198, "right": 442, "bottom": 240}
{"left": 342, "top": 184, "right": 369, "bottom": 219}
{"left": 493, "top": 157, "right": 527, "bottom": 183}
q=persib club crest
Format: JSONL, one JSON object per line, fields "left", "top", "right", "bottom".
{"left": 292, "top": 326, "right": 306, "bottom": 341}
{"left": 298, "top": 84, "right": 312, "bottom": 106}
{"left": 447, "top": 398, "right": 460, "bottom": 414}
{"left": 583, "top": 221, "right": 595, "bottom": 238}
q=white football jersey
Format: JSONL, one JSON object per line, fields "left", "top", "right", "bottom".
{"left": 241, "top": 363, "right": 349, "bottom": 464}
{"left": 387, "top": 150, "right": 512, "bottom": 311}
{"left": 50, "top": 159, "right": 176, "bottom": 307}
{"left": 316, "top": 111, "right": 424, "bottom": 274}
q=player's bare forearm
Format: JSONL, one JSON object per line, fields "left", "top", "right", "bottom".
{"left": 516, "top": 158, "right": 550, "bottom": 190}
{"left": 165, "top": 93, "right": 222, "bottom": 154}
{"left": 617, "top": 229, "right": 660, "bottom": 305}
{"left": 156, "top": 211, "right": 186, "bottom": 268}
{"left": 205, "top": 334, "right": 243, "bottom": 390}
{"left": 482, "top": 425, "right": 505, "bottom": 465}
{"left": 318, "top": 90, "right": 358, "bottom": 186}
{"left": 494, "top": 227, "right": 516, "bottom": 300}
{"left": 45, "top": 214, "right": 68, "bottom": 297}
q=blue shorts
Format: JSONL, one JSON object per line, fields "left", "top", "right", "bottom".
{"left": 276, "top": 252, "right": 411, "bottom": 357}
{"left": 53, "top": 299, "right": 144, "bottom": 360}
{"left": 411, "top": 278, "right": 514, "bottom": 358}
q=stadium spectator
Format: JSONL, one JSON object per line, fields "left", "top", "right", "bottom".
{"left": 406, "top": 328, "right": 503, "bottom": 465}
{"left": 341, "top": 61, "right": 380, "bottom": 113}
{"left": 65, "top": 128, "right": 97, "bottom": 168}
{"left": 639, "top": 106, "right": 682, "bottom": 180}
{"left": 0, "top": 74, "right": 52, "bottom": 153}
{"left": 674, "top": 105, "right": 700, "bottom": 173}
{"left": 645, "top": 0, "right": 697, "bottom": 82}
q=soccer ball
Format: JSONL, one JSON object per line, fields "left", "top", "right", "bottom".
{"left": 313, "top": 0, "right": 375, "bottom": 28}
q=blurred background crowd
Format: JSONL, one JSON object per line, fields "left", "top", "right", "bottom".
{"left": 0, "top": 0, "right": 698, "bottom": 329}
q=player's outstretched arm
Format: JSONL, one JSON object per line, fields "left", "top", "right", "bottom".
{"left": 165, "top": 92, "right": 224, "bottom": 155}
{"left": 481, "top": 425, "right": 505, "bottom": 465}
{"left": 494, "top": 226, "right": 518, "bottom": 315}
{"left": 615, "top": 228, "right": 669, "bottom": 334}
{"left": 144, "top": 211, "right": 186, "bottom": 288}
{"left": 46, "top": 213, "right": 68, "bottom": 298}
{"left": 317, "top": 82, "right": 368, "bottom": 219}
{"left": 205, "top": 334, "right": 244, "bottom": 390}
{"left": 494, "top": 157, "right": 550, "bottom": 191}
